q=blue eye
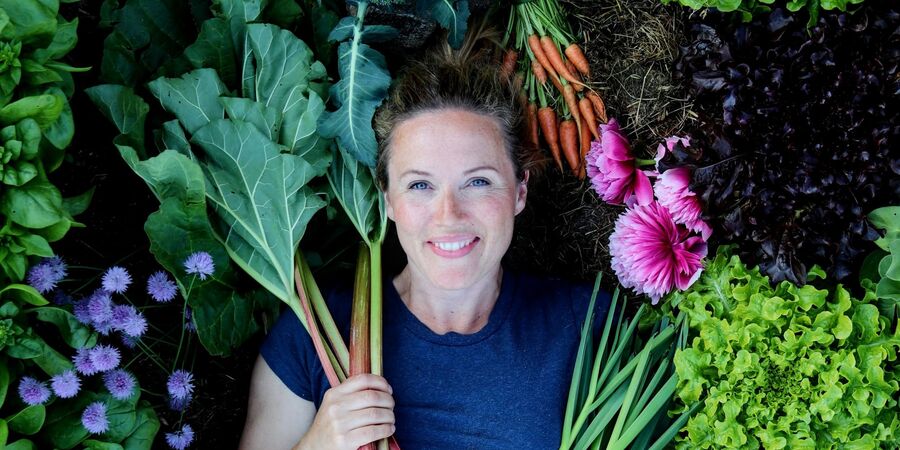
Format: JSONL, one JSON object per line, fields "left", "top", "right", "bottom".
{"left": 470, "top": 178, "right": 490, "bottom": 187}
{"left": 409, "top": 181, "right": 429, "bottom": 190}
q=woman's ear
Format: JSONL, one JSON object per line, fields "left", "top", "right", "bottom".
{"left": 385, "top": 192, "right": 395, "bottom": 221}
{"left": 515, "top": 170, "right": 529, "bottom": 215}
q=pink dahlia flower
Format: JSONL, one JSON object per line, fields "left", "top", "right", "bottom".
{"left": 609, "top": 202, "right": 707, "bottom": 304}
{"left": 586, "top": 118, "right": 653, "bottom": 206}
{"left": 654, "top": 167, "right": 713, "bottom": 240}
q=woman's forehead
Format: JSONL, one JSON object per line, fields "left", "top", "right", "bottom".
{"left": 389, "top": 109, "right": 509, "bottom": 167}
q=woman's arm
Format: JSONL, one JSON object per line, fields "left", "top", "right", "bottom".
{"left": 239, "top": 356, "right": 316, "bottom": 450}
{"left": 240, "top": 356, "right": 397, "bottom": 450}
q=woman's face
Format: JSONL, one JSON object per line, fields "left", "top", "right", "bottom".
{"left": 385, "top": 108, "right": 527, "bottom": 291}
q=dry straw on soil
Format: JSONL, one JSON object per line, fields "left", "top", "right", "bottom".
{"left": 507, "top": 0, "right": 693, "bottom": 284}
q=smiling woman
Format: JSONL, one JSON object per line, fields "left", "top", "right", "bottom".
{"left": 239, "top": 29, "right": 610, "bottom": 450}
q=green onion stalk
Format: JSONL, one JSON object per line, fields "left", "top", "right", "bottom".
{"left": 559, "top": 276, "right": 699, "bottom": 450}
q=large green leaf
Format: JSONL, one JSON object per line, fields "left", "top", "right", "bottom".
{"left": 220, "top": 97, "right": 282, "bottom": 141}
{"left": 1, "top": 179, "right": 67, "bottom": 228}
{"left": 244, "top": 23, "right": 327, "bottom": 124}
{"left": 100, "top": 0, "right": 197, "bottom": 86}
{"left": 318, "top": 5, "right": 391, "bottom": 168}
{"left": 191, "top": 119, "right": 326, "bottom": 302}
{"left": 6, "top": 404, "right": 44, "bottom": 435}
{"left": 0, "top": 284, "right": 47, "bottom": 306}
{"left": 417, "top": 0, "right": 469, "bottom": 49}
{"left": 184, "top": 17, "right": 239, "bottom": 88}
{"left": 85, "top": 84, "right": 148, "bottom": 155}
{"left": 5, "top": 439, "right": 36, "bottom": 450}
{"left": 34, "top": 307, "right": 97, "bottom": 349}
{"left": 0, "top": 0, "right": 57, "bottom": 44}
{"left": 327, "top": 147, "right": 383, "bottom": 244}
{"left": 30, "top": 16, "right": 78, "bottom": 63}
{"left": 120, "top": 401, "right": 159, "bottom": 450}
{"left": 217, "top": 0, "right": 264, "bottom": 22}
{"left": 0, "top": 360, "right": 8, "bottom": 407}
{"left": 147, "top": 68, "right": 227, "bottom": 135}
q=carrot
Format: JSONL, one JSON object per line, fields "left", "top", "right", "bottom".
{"left": 512, "top": 72, "right": 524, "bottom": 93}
{"left": 559, "top": 119, "right": 580, "bottom": 175}
{"left": 549, "top": 73, "right": 564, "bottom": 95}
{"left": 500, "top": 49, "right": 518, "bottom": 79}
{"left": 528, "top": 35, "right": 559, "bottom": 84}
{"left": 579, "top": 117, "right": 592, "bottom": 179}
{"left": 527, "top": 102, "right": 539, "bottom": 149}
{"left": 586, "top": 91, "right": 608, "bottom": 123}
{"left": 565, "top": 43, "right": 591, "bottom": 77}
{"left": 538, "top": 107, "right": 562, "bottom": 171}
{"left": 579, "top": 96, "right": 599, "bottom": 140}
{"left": 540, "top": 35, "right": 583, "bottom": 87}
{"left": 531, "top": 59, "right": 547, "bottom": 85}
{"left": 563, "top": 84, "right": 581, "bottom": 127}
{"left": 566, "top": 60, "right": 584, "bottom": 92}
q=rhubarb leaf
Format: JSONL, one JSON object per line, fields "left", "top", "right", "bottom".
{"left": 191, "top": 119, "right": 327, "bottom": 302}
{"left": 319, "top": 6, "right": 391, "bottom": 168}
{"left": 327, "top": 147, "right": 383, "bottom": 245}
{"left": 148, "top": 68, "right": 227, "bottom": 135}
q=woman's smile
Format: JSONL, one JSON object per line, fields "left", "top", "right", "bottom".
{"left": 428, "top": 236, "right": 480, "bottom": 257}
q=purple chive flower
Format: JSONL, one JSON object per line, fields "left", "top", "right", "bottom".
{"left": 87, "top": 290, "right": 114, "bottom": 324}
{"left": 147, "top": 271, "right": 178, "bottom": 303}
{"left": 73, "top": 298, "right": 92, "bottom": 325}
{"left": 102, "top": 266, "right": 132, "bottom": 293}
{"left": 50, "top": 370, "right": 81, "bottom": 399}
{"left": 46, "top": 256, "right": 68, "bottom": 279}
{"left": 26, "top": 264, "right": 57, "bottom": 293}
{"left": 110, "top": 305, "right": 147, "bottom": 337}
{"left": 103, "top": 369, "right": 136, "bottom": 400}
{"left": 73, "top": 348, "right": 98, "bottom": 376}
{"left": 183, "top": 252, "right": 214, "bottom": 280}
{"left": 82, "top": 402, "right": 109, "bottom": 434}
{"left": 168, "top": 392, "right": 192, "bottom": 411}
{"left": 165, "top": 424, "right": 195, "bottom": 450}
{"left": 88, "top": 345, "right": 121, "bottom": 372}
{"left": 18, "top": 377, "right": 51, "bottom": 405}
{"left": 167, "top": 370, "right": 194, "bottom": 400}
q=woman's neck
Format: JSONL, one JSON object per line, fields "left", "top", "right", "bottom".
{"left": 392, "top": 266, "right": 503, "bottom": 335}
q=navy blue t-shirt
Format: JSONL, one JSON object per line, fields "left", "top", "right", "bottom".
{"left": 260, "top": 271, "right": 611, "bottom": 449}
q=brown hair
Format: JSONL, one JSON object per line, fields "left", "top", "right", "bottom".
{"left": 373, "top": 27, "right": 540, "bottom": 189}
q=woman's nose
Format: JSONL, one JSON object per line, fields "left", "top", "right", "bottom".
{"left": 434, "top": 190, "right": 465, "bottom": 223}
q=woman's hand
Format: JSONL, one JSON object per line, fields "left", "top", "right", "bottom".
{"left": 296, "top": 374, "right": 396, "bottom": 450}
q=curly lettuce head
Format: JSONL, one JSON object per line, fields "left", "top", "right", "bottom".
{"left": 669, "top": 247, "right": 900, "bottom": 449}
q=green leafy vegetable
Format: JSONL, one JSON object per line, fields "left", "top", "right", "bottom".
{"left": 319, "top": 2, "right": 392, "bottom": 168}
{"left": 669, "top": 247, "right": 900, "bottom": 449}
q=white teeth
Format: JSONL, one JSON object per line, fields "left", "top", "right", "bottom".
{"left": 434, "top": 239, "right": 474, "bottom": 251}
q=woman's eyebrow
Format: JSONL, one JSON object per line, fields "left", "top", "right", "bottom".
{"left": 464, "top": 166, "right": 499, "bottom": 174}
{"left": 400, "top": 169, "right": 432, "bottom": 178}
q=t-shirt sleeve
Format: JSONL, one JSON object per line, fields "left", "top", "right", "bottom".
{"left": 259, "top": 307, "right": 318, "bottom": 402}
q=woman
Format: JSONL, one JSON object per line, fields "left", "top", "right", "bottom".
{"left": 239, "top": 35, "right": 610, "bottom": 450}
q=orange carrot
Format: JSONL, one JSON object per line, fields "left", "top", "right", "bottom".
{"left": 565, "top": 43, "right": 591, "bottom": 77}
{"left": 579, "top": 117, "right": 592, "bottom": 179}
{"left": 560, "top": 119, "right": 580, "bottom": 175}
{"left": 566, "top": 60, "right": 584, "bottom": 92}
{"left": 500, "top": 49, "right": 518, "bottom": 79}
{"left": 528, "top": 35, "right": 559, "bottom": 84}
{"left": 563, "top": 84, "right": 581, "bottom": 127}
{"left": 587, "top": 91, "right": 608, "bottom": 123}
{"left": 540, "top": 35, "right": 582, "bottom": 87}
{"left": 532, "top": 59, "right": 547, "bottom": 85}
{"left": 549, "top": 73, "right": 564, "bottom": 95}
{"left": 527, "top": 102, "right": 540, "bottom": 149}
{"left": 538, "top": 107, "right": 562, "bottom": 170}
{"left": 579, "top": 96, "right": 599, "bottom": 140}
